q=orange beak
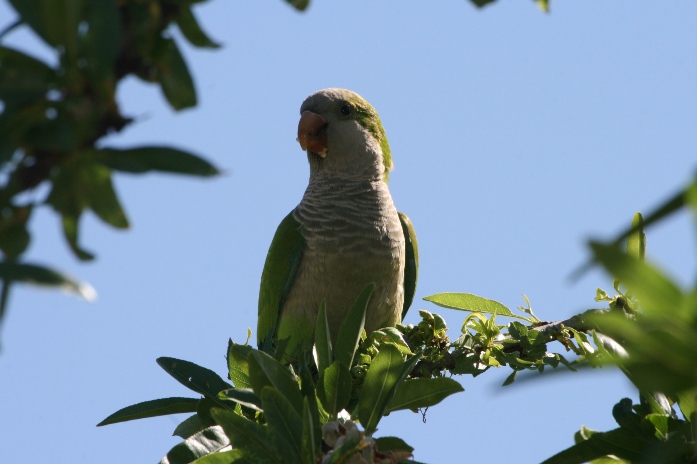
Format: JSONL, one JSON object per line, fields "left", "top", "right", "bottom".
{"left": 297, "top": 110, "right": 328, "bottom": 157}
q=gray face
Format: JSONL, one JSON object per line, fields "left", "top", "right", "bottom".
{"left": 300, "top": 89, "right": 385, "bottom": 181}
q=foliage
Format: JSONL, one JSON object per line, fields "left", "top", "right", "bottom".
{"left": 0, "top": 0, "right": 220, "bottom": 339}
{"left": 99, "top": 176, "right": 697, "bottom": 462}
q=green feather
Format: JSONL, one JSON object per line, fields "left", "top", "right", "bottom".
{"left": 399, "top": 211, "right": 419, "bottom": 319}
{"left": 257, "top": 211, "right": 305, "bottom": 350}
{"left": 346, "top": 94, "right": 392, "bottom": 182}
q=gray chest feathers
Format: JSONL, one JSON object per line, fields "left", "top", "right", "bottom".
{"left": 286, "top": 177, "right": 406, "bottom": 339}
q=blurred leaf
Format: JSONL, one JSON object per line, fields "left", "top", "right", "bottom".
{"left": 59, "top": 213, "right": 94, "bottom": 260}
{"left": 261, "top": 387, "right": 303, "bottom": 463}
{"left": 0, "top": 46, "right": 55, "bottom": 106}
{"left": 176, "top": 6, "right": 220, "bottom": 48}
{"left": 0, "top": 103, "right": 46, "bottom": 162}
{"left": 541, "top": 427, "right": 651, "bottom": 463}
{"left": 157, "top": 357, "right": 233, "bottom": 399}
{"left": 0, "top": 260, "right": 95, "bottom": 300}
{"left": 626, "top": 213, "right": 645, "bottom": 261}
{"left": 589, "top": 242, "right": 683, "bottom": 315}
{"left": 227, "top": 340, "right": 253, "bottom": 389}
{"left": 97, "top": 397, "right": 199, "bottom": 426}
{"left": 95, "top": 146, "right": 219, "bottom": 176}
{"left": 191, "top": 449, "right": 245, "bottom": 464}
{"left": 153, "top": 37, "right": 197, "bottom": 110}
{"left": 313, "top": 301, "right": 332, "bottom": 374}
{"left": 424, "top": 292, "right": 529, "bottom": 321}
{"left": 8, "top": 0, "right": 82, "bottom": 58}
{"left": 374, "top": 436, "right": 414, "bottom": 453}
{"left": 219, "top": 388, "right": 261, "bottom": 411}
{"left": 0, "top": 205, "right": 32, "bottom": 258}
{"left": 284, "top": 0, "right": 309, "bottom": 11}
{"left": 211, "top": 408, "right": 280, "bottom": 464}
{"left": 83, "top": 0, "right": 122, "bottom": 78}
{"left": 247, "top": 350, "right": 303, "bottom": 415}
{"left": 386, "top": 377, "right": 463, "bottom": 413}
{"left": 675, "top": 388, "right": 696, "bottom": 422}
{"left": 357, "top": 344, "right": 404, "bottom": 434}
{"left": 469, "top": 0, "right": 497, "bottom": 7}
{"left": 317, "top": 361, "right": 351, "bottom": 418}
{"left": 334, "top": 283, "right": 373, "bottom": 368}
{"left": 159, "top": 426, "right": 230, "bottom": 464}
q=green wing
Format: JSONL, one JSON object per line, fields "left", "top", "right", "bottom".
{"left": 398, "top": 212, "right": 419, "bottom": 319}
{"left": 257, "top": 211, "right": 305, "bottom": 350}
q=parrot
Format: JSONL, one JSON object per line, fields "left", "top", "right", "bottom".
{"left": 257, "top": 88, "right": 418, "bottom": 356}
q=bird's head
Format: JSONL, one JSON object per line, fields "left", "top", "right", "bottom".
{"left": 297, "top": 88, "right": 393, "bottom": 182}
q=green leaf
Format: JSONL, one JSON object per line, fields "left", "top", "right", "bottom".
{"left": 219, "top": 388, "right": 261, "bottom": 411}
{"left": 176, "top": 6, "right": 221, "bottom": 48}
{"left": 301, "top": 398, "right": 317, "bottom": 464}
{"left": 173, "top": 414, "right": 208, "bottom": 439}
{"left": 424, "top": 293, "right": 529, "bottom": 321}
{"left": 675, "top": 388, "right": 696, "bottom": 422}
{"left": 83, "top": 0, "right": 122, "bottom": 78}
{"left": 317, "top": 361, "right": 351, "bottom": 418}
{"left": 153, "top": 37, "right": 197, "bottom": 110}
{"left": 97, "top": 397, "right": 199, "bottom": 426}
{"left": 374, "top": 436, "right": 414, "bottom": 453}
{"left": 8, "top": 0, "right": 82, "bottom": 58}
{"left": 371, "top": 327, "right": 413, "bottom": 355}
{"left": 357, "top": 344, "right": 404, "bottom": 434}
{"left": 157, "top": 357, "right": 233, "bottom": 399}
{"left": 334, "top": 283, "right": 374, "bottom": 368}
{"left": 0, "top": 260, "right": 95, "bottom": 300}
{"left": 192, "top": 449, "right": 245, "bottom": 464}
{"left": 210, "top": 408, "right": 280, "bottom": 464}
{"left": 540, "top": 427, "right": 651, "bottom": 463}
{"left": 227, "top": 340, "right": 253, "bottom": 389}
{"left": 625, "top": 212, "right": 645, "bottom": 261}
{"left": 386, "top": 377, "right": 463, "bottom": 413}
{"left": 589, "top": 242, "right": 683, "bottom": 315}
{"left": 95, "top": 146, "right": 219, "bottom": 177}
{"left": 260, "top": 387, "right": 303, "bottom": 463}
{"left": 60, "top": 213, "right": 94, "bottom": 260}
{"left": 0, "top": 46, "right": 56, "bottom": 106}
{"left": 247, "top": 350, "right": 303, "bottom": 415}
{"left": 159, "top": 426, "right": 230, "bottom": 464}
{"left": 313, "top": 300, "right": 332, "bottom": 374}
{"left": 284, "top": 0, "right": 310, "bottom": 11}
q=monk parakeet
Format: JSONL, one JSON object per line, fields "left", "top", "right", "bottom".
{"left": 257, "top": 88, "right": 418, "bottom": 355}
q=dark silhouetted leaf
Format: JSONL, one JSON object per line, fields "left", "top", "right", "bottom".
{"left": 153, "top": 37, "right": 196, "bottom": 110}
{"left": 97, "top": 397, "right": 199, "bottom": 426}
{"left": 157, "top": 357, "right": 232, "bottom": 399}
{"left": 176, "top": 6, "right": 220, "bottom": 48}
{"left": 95, "top": 146, "right": 218, "bottom": 177}
{"left": 0, "top": 260, "right": 95, "bottom": 300}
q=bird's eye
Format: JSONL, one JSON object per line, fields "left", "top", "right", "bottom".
{"left": 340, "top": 104, "right": 353, "bottom": 116}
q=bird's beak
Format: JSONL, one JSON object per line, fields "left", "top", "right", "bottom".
{"left": 297, "top": 110, "right": 328, "bottom": 158}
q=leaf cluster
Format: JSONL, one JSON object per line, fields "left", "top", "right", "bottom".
{"left": 0, "top": 0, "right": 220, "bottom": 335}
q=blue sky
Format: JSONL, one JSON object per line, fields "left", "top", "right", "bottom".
{"left": 1, "top": 1, "right": 696, "bottom": 463}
